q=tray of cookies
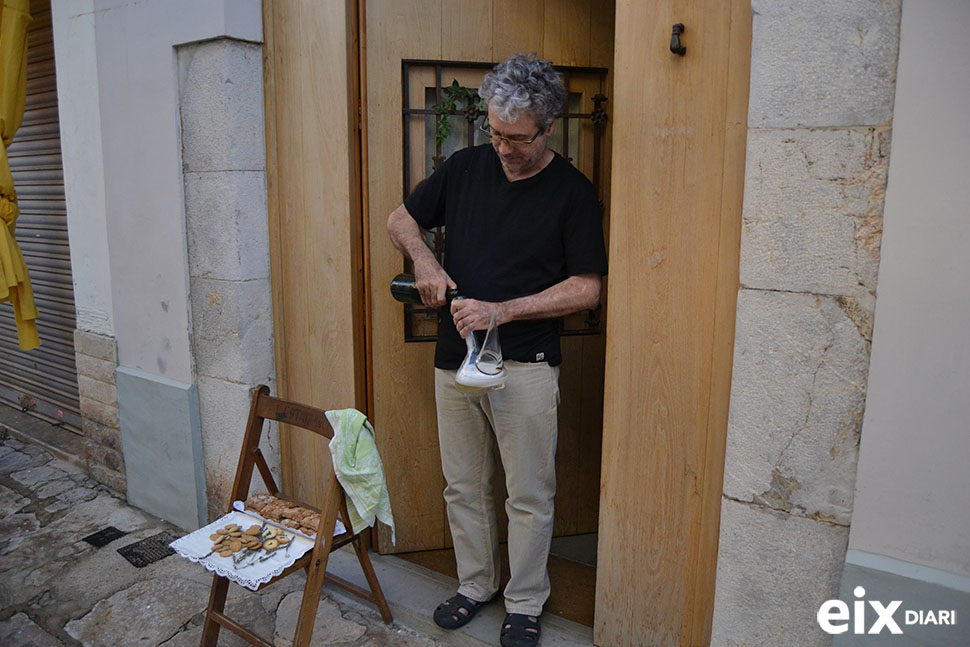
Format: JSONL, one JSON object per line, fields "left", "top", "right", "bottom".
{"left": 169, "top": 509, "right": 315, "bottom": 591}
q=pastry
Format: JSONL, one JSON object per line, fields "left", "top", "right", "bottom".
{"left": 280, "top": 518, "right": 302, "bottom": 531}
{"left": 301, "top": 514, "right": 320, "bottom": 531}
{"left": 244, "top": 493, "right": 276, "bottom": 513}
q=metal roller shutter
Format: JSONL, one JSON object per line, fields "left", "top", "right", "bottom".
{"left": 0, "top": 2, "right": 80, "bottom": 431}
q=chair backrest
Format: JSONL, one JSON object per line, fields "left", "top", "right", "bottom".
{"left": 229, "top": 384, "right": 339, "bottom": 507}
{"left": 253, "top": 388, "right": 334, "bottom": 440}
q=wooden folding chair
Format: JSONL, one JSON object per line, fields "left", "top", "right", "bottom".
{"left": 201, "top": 385, "right": 392, "bottom": 647}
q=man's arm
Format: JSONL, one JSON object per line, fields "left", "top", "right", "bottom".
{"left": 450, "top": 274, "right": 602, "bottom": 339}
{"left": 387, "top": 204, "right": 455, "bottom": 306}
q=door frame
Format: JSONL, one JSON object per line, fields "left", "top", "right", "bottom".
{"left": 262, "top": 1, "right": 751, "bottom": 643}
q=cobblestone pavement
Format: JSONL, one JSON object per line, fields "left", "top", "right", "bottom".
{"left": 0, "top": 433, "right": 441, "bottom": 647}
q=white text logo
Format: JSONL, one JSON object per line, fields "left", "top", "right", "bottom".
{"left": 817, "top": 586, "right": 958, "bottom": 635}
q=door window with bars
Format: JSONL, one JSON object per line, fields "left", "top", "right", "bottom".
{"left": 401, "top": 60, "right": 608, "bottom": 341}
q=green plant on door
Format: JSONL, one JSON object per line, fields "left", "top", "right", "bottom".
{"left": 431, "top": 80, "right": 486, "bottom": 145}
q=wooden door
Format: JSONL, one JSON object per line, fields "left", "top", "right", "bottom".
{"left": 364, "top": 0, "right": 615, "bottom": 553}
{"left": 263, "top": 1, "right": 366, "bottom": 509}
{"left": 595, "top": 1, "right": 751, "bottom": 645}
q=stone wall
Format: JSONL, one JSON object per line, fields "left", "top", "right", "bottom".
{"left": 711, "top": 1, "right": 901, "bottom": 644}
{"left": 75, "top": 330, "right": 124, "bottom": 494}
{"left": 177, "top": 37, "right": 278, "bottom": 520}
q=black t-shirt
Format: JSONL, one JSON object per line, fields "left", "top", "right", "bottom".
{"left": 404, "top": 144, "right": 608, "bottom": 369}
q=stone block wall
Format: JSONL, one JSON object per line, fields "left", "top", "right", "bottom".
{"left": 74, "top": 330, "right": 124, "bottom": 494}
{"left": 177, "top": 37, "right": 278, "bottom": 520}
{"left": 711, "top": 1, "right": 901, "bottom": 645}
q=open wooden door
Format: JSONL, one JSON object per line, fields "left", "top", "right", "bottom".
{"left": 363, "top": 0, "right": 615, "bottom": 554}
{"left": 595, "top": 1, "right": 751, "bottom": 645}
{"left": 263, "top": 0, "right": 367, "bottom": 510}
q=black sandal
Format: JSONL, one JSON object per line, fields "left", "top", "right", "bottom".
{"left": 433, "top": 592, "right": 494, "bottom": 629}
{"left": 500, "top": 613, "right": 541, "bottom": 646}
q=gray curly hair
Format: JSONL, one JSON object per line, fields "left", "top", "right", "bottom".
{"left": 478, "top": 53, "right": 566, "bottom": 129}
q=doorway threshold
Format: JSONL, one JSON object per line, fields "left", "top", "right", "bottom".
{"left": 324, "top": 546, "right": 595, "bottom": 646}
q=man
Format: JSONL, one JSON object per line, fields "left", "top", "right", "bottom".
{"left": 387, "top": 53, "right": 607, "bottom": 647}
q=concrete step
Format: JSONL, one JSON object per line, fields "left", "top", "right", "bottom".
{"left": 324, "top": 546, "right": 595, "bottom": 647}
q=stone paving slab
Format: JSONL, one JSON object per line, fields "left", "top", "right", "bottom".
{"left": 0, "top": 442, "right": 50, "bottom": 476}
{"left": 0, "top": 484, "right": 29, "bottom": 518}
{"left": 65, "top": 578, "right": 211, "bottom": 646}
{"left": 274, "top": 593, "right": 367, "bottom": 646}
{"left": 0, "top": 612, "right": 65, "bottom": 646}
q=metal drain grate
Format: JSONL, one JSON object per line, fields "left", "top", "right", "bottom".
{"left": 82, "top": 526, "right": 129, "bottom": 548}
{"left": 116, "top": 531, "right": 177, "bottom": 568}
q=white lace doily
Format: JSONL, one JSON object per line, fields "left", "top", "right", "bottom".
{"left": 170, "top": 510, "right": 316, "bottom": 591}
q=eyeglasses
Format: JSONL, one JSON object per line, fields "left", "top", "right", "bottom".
{"left": 479, "top": 123, "right": 544, "bottom": 148}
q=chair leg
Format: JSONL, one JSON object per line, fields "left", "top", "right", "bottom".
{"left": 292, "top": 549, "right": 332, "bottom": 647}
{"left": 200, "top": 574, "right": 230, "bottom": 646}
{"left": 352, "top": 537, "right": 393, "bottom": 624}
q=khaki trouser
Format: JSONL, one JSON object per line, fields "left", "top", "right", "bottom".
{"left": 434, "top": 361, "right": 560, "bottom": 616}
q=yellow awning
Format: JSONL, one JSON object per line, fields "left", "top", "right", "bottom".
{"left": 1, "top": 0, "right": 39, "bottom": 351}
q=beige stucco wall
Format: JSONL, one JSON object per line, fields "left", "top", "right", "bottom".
{"left": 847, "top": 0, "right": 970, "bottom": 579}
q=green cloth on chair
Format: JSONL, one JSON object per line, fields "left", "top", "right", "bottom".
{"left": 325, "top": 409, "right": 395, "bottom": 544}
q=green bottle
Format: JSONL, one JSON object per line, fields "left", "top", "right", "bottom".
{"left": 390, "top": 273, "right": 460, "bottom": 305}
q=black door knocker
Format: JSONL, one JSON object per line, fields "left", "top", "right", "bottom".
{"left": 671, "top": 23, "right": 686, "bottom": 56}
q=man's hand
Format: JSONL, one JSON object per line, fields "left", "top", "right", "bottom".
{"left": 450, "top": 274, "right": 601, "bottom": 338}
{"left": 451, "top": 298, "right": 507, "bottom": 338}
{"left": 414, "top": 257, "right": 456, "bottom": 307}
{"left": 387, "top": 204, "right": 456, "bottom": 306}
